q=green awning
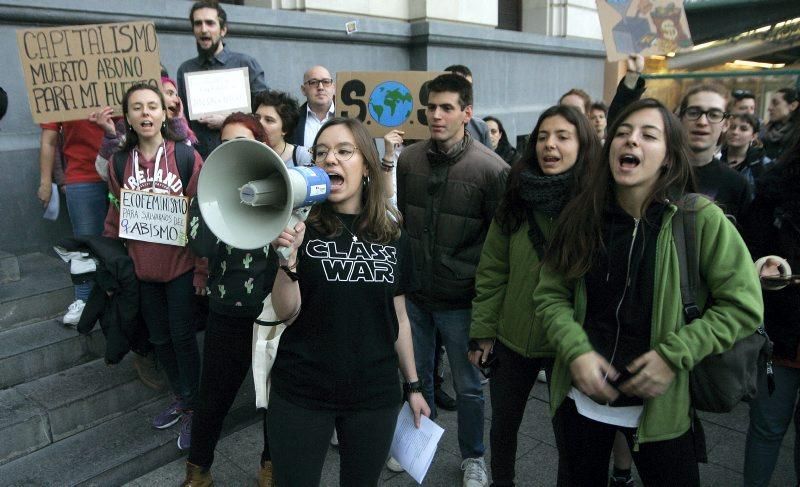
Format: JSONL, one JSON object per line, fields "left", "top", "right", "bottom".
{"left": 685, "top": 0, "right": 800, "bottom": 43}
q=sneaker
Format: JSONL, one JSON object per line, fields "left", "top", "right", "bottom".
{"left": 153, "top": 399, "right": 184, "bottom": 429}
{"left": 62, "top": 299, "right": 85, "bottom": 327}
{"left": 434, "top": 386, "right": 457, "bottom": 411}
{"left": 181, "top": 461, "right": 213, "bottom": 487}
{"left": 461, "top": 457, "right": 488, "bottom": 487}
{"left": 132, "top": 352, "right": 167, "bottom": 391}
{"left": 609, "top": 474, "right": 634, "bottom": 487}
{"left": 386, "top": 456, "right": 404, "bottom": 473}
{"left": 330, "top": 428, "right": 339, "bottom": 447}
{"left": 257, "top": 460, "right": 275, "bottom": 487}
{"left": 537, "top": 370, "right": 547, "bottom": 383}
{"left": 178, "top": 411, "right": 193, "bottom": 450}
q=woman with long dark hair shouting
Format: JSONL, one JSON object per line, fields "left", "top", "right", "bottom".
{"left": 469, "top": 105, "right": 599, "bottom": 486}
{"left": 535, "top": 99, "right": 763, "bottom": 486}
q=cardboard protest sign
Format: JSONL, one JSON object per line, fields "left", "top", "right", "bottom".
{"left": 119, "top": 189, "right": 189, "bottom": 247}
{"left": 336, "top": 71, "right": 445, "bottom": 139}
{"left": 184, "top": 67, "right": 251, "bottom": 120}
{"left": 17, "top": 21, "right": 162, "bottom": 124}
{"left": 596, "top": 0, "right": 693, "bottom": 61}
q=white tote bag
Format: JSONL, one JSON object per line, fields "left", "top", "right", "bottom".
{"left": 252, "top": 293, "right": 286, "bottom": 409}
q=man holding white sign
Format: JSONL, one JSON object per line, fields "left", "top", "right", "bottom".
{"left": 177, "top": 1, "right": 267, "bottom": 158}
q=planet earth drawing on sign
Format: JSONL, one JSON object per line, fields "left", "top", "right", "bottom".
{"left": 368, "top": 81, "right": 413, "bottom": 127}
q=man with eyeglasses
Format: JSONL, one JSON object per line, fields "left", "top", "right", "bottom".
{"left": 289, "top": 66, "right": 336, "bottom": 147}
{"left": 678, "top": 84, "right": 752, "bottom": 222}
{"left": 177, "top": 1, "right": 268, "bottom": 159}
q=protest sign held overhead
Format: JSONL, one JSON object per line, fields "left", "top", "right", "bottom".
{"left": 18, "top": 21, "right": 162, "bottom": 124}
{"left": 336, "top": 71, "right": 444, "bottom": 139}
{"left": 596, "top": 0, "right": 693, "bottom": 61}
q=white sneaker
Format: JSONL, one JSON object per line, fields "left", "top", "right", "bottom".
{"left": 386, "top": 456, "right": 404, "bottom": 473}
{"left": 461, "top": 457, "right": 488, "bottom": 487}
{"left": 330, "top": 428, "right": 339, "bottom": 447}
{"left": 537, "top": 370, "right": 547, "bottom": 383}
{"left": 62, "top": 299, "right": 85, "bottom": 326}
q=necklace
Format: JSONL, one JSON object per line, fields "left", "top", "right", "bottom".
{"left": 278, "top": 140, "right": 288, "bottom": 157}
{"left": 334, "top": 214, "right": 358, "bottom": 242}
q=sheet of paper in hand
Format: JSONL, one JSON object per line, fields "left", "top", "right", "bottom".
{"left": 119, "top": 189, "right": 189, "bottom": 247}
{"left": 184, "top": 67, "right": 251, "bottom": 120}
{"left": 596, "top": 0, "right": 693, "bottom": 61}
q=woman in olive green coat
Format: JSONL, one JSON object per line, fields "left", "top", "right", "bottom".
{"left": 469, "top": 105, "right": 600, "bottom": 487}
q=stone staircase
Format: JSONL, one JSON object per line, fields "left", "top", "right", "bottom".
{"left": 0, "top": 251, "right": 259, "bottom": 486}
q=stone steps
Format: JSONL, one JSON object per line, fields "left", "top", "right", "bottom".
{"left": 0, "top": 249, "right": 260, "bottom": 484}
{"left": 0, "top": 372, "right": 259, "bottom": 486}
{"left": 0, "top": 317, "right": 104, "bottom": 390}
{"left": 0, "top": 252, "right": 72, "bottom": 331}
{"left": 0, "top": 250, "right": 20, "bottom": 283}
{"left": 0, "top": 354, "right": 164, "bottom": 466}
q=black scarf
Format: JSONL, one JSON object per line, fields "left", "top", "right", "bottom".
{"left": 518, "top": 167, "right": 575, "bottom": 219}
{"left": 426, "top": 131, "right": 472, "bottom": 166}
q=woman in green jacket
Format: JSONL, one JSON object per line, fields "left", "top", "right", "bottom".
{"left": 535, "top": 99, "right": 763, "bottom": 486}
{"left": 469, "top": 105, "right": 600, "bottom": 487}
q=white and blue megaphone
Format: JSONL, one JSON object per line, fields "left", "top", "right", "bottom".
{"left": 197, "top": 138, "right": 329, "bottom": 258}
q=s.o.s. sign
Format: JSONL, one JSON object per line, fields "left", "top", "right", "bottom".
{"left": 336, "top": 71, "right": 444, "bottom": 139}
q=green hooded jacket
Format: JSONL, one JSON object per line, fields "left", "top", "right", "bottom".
{"left": 534, "top": 199, "right": 763, "bottom": 445}
{"left": 471, "top": 212, "right": 555, "bottom": 358}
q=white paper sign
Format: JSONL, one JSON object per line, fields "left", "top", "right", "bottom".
{"left": 184, "top": 67, "right": 251, "bottom": 120}
{"left": 389, "top": 402, "right": 444, "bottom": 484}
{"left": 119, "top": 189, "right": 189, "bottom": 246}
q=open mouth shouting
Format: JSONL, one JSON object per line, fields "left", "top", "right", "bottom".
{"left": 618, "top": 154, "right": 641, "bottom": 169}
{"left": 540, "top": 154, "right": 562, "bottom": 169}
{"left": 327, "top": 171, "right": 345, "bottom": 191}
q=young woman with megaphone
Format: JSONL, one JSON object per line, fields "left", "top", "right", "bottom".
{"left": 182, "top": 112, "right": 278, "bottom": 487}
{"left": 266, "top": 117, "right": 430, "bottom": 486}
{"left": 102, "top": 82, "right": 206, "bottom": 452}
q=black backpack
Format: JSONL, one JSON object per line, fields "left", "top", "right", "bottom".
{"left": 672, "top": 195, "right": 773, "bottom": 414}
{"left": 112, "top": 142, "right": 196, "bottom": 194}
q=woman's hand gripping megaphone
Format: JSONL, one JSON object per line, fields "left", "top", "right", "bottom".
{"left": 272, "top": 220, "right": 306, "bottom": 264}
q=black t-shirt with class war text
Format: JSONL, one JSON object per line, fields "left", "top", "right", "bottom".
{"left": 271, "top": 214, "right": 418, "bottom": 410}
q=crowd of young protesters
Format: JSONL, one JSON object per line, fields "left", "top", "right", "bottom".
{"left": 31, "top": 1, "right": 800, "bottom": 486}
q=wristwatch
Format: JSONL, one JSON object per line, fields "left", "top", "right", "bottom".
{"left": 403, "top": 380, "right": 423, "bottom": 395}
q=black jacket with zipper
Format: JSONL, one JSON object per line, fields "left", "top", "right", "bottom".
{"left": 584, "top": 202, "right": 666, "bottom": 406}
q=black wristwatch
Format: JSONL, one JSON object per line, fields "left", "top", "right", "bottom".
{"left": 403, "top": 379, "right": 423, "bottom": 395}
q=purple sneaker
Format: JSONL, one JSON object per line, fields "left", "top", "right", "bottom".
{"left": 177, "top": 411, "right": 193, "bottom": 450}
{"left": 153, "top": 399, "right": 183, "bottom": 429}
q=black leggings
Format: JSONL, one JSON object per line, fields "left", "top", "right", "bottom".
{"left": 488, "top": 341, "right": 550, "bottom": 486}
{"left": 552, "top": 398, "right": 699, "bottom": 487}
{"left": 267, "top": 390, "right": 399, "bottom": 487}
{"left": 188, "top": 310, "right": 269, "bottom": 468}
{"left": 139, "top": 271, "right": 200, "bottom": 409}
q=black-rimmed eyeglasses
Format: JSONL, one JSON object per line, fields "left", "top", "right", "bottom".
{"left": 681, "top": 106, "right": 729, "bottom": 123}
{"left": 304, "top": 78, "right": 334, "bottom": 88}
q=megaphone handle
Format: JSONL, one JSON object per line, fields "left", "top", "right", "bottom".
{"left": 276, "top": 206, "right": 312, "bottom": 261}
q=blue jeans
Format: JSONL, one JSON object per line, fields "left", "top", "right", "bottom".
{"left": 407, "top": 299, "right": 485, "bottom": 459}
{"left": 744, "top": 364, "right": 800, "bottom": 486}
{"left": 64, "top": 182, "right": 108, "bottom": 301}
